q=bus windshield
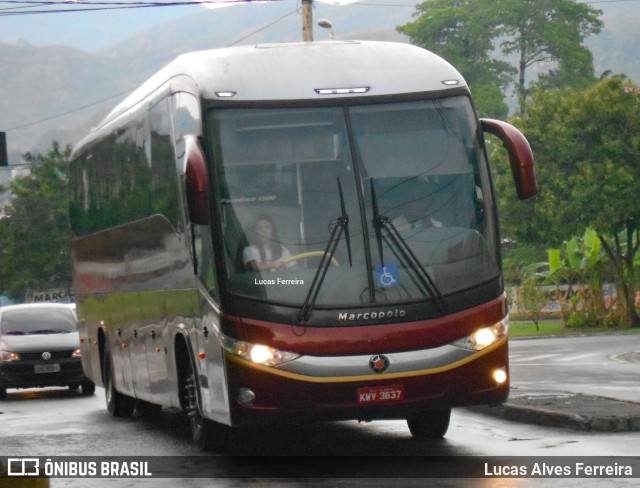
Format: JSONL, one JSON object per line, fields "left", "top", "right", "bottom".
{"left": 207, "top": 96, "right": 499, "bottom": 308}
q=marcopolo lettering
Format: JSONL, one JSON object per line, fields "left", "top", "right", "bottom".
{"left": 338, "top": 308, "right": 406, "bottom": 322}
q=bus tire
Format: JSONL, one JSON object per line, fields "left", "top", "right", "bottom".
{"left": 0, "top": 386, "right": 7, "bottom": 401}
{"left": 103, "top": 345, "right": 135, "bottom": 417}
{"left": 184, "top": 358, "right": 216, "bottom": 451}
{"left": 407, "top": 408, "right": 451, "bottom": 440}
{"left": 190, "top": 407, "right": 215, "bottom": 451}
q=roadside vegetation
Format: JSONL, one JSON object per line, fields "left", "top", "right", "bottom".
{"left": 510, "top": 320, "right": 640, "bottom": 338}
{"left": 403, "top": 0, "right": 640, "bottom": 330}
{"left": 0, "top": 144, "right": 71, "bottom": 299}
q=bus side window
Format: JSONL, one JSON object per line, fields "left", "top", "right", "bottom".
{"left": 150, "top": 100, "right": 181, "bottom": 231}
{"left": 193, "top": 223, "right": 218, "bottom": 299}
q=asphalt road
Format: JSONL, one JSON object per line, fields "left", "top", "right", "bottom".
{"left": 509, "top": 334, "right": 640, "bottom": 403}
{"left": 1, "top": 334, "right": 638, "bottom": 487}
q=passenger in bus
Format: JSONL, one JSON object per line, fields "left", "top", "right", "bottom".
{"left": 393, "top": 198, "right": 443, "bottom": 231}
{"left": 242, "top": 214, "right": 296, "bottom": 272}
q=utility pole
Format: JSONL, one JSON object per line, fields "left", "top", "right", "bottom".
{"left": 302, "top": 0, "right": 313, "bottom": 41}
{"left": 0, "top": 132, "right": 7, "bottom": 167}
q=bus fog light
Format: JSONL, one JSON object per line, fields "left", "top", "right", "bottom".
{"left": 493, "top": 368, "right": 507, "bottom": 385}
{"left": 238, "top": 388, "right": 256, "bottom": 406}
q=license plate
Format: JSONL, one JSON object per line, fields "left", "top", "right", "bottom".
{"left": 357, "top": 385, "right": 405, "bottom": 404}
{"left": 35, "top": 363, "right": 60, "bottom": 373}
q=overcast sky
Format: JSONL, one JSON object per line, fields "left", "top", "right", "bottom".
{"left": 0, "top": 0, "right": 365, "bottom": 52}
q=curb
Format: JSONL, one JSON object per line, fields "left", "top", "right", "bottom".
{"left": 467, "top": 392, "right": 640, "bottom": 432}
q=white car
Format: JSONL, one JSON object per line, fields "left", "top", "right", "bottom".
{"left": 0, "top": 303, "right": 94, "bottom": 400}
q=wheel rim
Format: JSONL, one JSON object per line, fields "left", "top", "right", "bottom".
{"left": 184, "top": 372, "right": 203, "bottom": 438}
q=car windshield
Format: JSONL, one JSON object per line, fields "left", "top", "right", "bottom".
{"left": 0, "top": 307, "right": 77, "bottom": 335}
{"left": 207, "top": 96, "right": 499, "bottom": 308}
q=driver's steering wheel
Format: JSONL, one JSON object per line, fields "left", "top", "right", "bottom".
{"left": 269, "top": 251, "right": 340, "bottom": 272}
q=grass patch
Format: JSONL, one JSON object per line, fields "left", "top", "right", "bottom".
{"left": 509, "top": 320, "right": 640, "bottom": 337}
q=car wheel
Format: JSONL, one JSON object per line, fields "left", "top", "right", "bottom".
{"left": 81, "top": 381, "right": 96, "bottom": 396}
{"left": 407, "top": 408, "right": 451, "bottom": 440}
{"left": 103, "top": 345, "right": 135, "bottom": 417}
{"left": 0, "top": 387, "right": 7, "bottom": 401}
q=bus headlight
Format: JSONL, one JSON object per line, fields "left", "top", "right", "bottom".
{"left": 220, "top": 333, "right": 299, "bottom": 367}
{"left": 453, "top": 317, "right": 509, "bottom": 351}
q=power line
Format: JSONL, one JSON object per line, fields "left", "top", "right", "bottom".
{"left": 0, "top": 0, "right": 277, "bottom": 16}
{"left": 3, "top": 89, "right": 134, "bottom": 132}
{"left": 0, "top": 1, "right": 50, "bottom": 12}
{"left": 0, "top": 1, "right": 183, "bottom": 15}
{"left": 227, "top": 5, "right": 298, "bottom": 46}
{"left": 2, "top": 2, "right": 299, "bottom": 132}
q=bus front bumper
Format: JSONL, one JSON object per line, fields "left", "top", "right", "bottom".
{"left": 224, "top": 339, "right": 509, "bottom": 426}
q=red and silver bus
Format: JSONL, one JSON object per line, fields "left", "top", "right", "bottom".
{"left": 69, "top": 41, "right": 536, "bottom": 449}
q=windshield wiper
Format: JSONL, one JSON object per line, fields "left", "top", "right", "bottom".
{"left": 298, "top": 177, "right": 352, "bottom": 323}
{"left": 370, "top": 178, "right": 446, "bottom": 312}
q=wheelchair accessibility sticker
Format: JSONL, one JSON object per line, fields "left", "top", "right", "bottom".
{"left": 375, "top": 264, "right": 399, "bottom": 287}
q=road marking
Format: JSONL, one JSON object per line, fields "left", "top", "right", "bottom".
{"left": 555, "top": 352, "right": 601, "bottom": 362}
{"left": 512, "top": 354, "right": 557, "bottom": 362}
{"left": 511, "top": 352, "right": 610, "bottom": 364}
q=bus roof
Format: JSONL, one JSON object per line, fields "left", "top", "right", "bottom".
{"left": 87, "top": 41, "right": 467, "bottom": 138}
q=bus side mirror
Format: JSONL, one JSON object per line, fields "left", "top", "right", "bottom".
{"left": 481, "top": 118, "right": 538, "bottom": 200}
{"left": 185, "top": 137, "right": 210, "bottom": 225}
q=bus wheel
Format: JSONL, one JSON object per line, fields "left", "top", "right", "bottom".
{"left": 184, "top": 366, "right": 215, "bottom": 451}
{"left": 103, "top": 346, "right": 135, "bottom": 417}
{"left": 407, "top": 408, "right": 451, "bottom": 440}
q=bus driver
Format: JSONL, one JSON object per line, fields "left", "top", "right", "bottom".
{"left": 242, "top": 214, "right": 295, "bottom": 272}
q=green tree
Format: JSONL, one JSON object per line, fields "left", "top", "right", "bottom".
{"left": 0, "top": 143, "right": 71, "bottom": 299}
{"left": 398, "top": 0, "right": 513, "bottom": 118}
{"left": 398, "top": 0, "right": 602, "bottom": 115}
{"left": 497, "top": 0, "right": 602, "bottom": 112}
{"left": 499, "top": 78, "right": 640, "bottom": 327}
